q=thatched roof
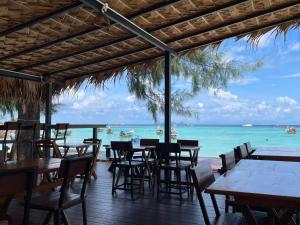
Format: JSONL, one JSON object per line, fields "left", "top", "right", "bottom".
{"left": 0, "top": 0, "right": 299, "bottom": 100}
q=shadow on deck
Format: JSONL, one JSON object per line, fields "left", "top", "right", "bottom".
{"left": 8, "top": 159, "right": 224, "bottom": 225}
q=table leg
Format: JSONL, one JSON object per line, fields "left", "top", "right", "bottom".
{"left": 240, "top": 205, "right": 259, "bottom": 225}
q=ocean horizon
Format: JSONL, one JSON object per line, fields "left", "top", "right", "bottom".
{"left": 63, "top": 124, "right": 300, "bottom": 157}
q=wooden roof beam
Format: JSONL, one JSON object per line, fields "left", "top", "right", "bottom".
{"left": 46, "top": 1, "right": 300, "bottom": 78}
{"left": 0, "top": 69, "right": 65, "bottom": 84}
{"left": 0, "top": 0, "right": 181, "bottom": 62}
{"left": 63, "top": 13, "right": 300, "bottom": 82}
{"left": 79, "top": 0, "right": 176, "bottom": 54}
{"left": 177, "top": 15, "right": 300, "bottom": 53}
{"left": 0, "top": 69, "right": 43, "bottom": 82}
{"left": 0, "top": 2, "right": 82, "bottom": 38}
{"left": 18, "top": 0, "right": 249, "bottom": 72}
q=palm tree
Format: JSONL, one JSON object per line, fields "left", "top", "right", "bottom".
{"left": 126, "top": 49, "right": 262, "bottom": 121}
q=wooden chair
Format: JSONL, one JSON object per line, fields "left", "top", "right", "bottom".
{"left": 219, "top": 150, "right": 236, "bottom": 212}
{"left": 50, "top": 123, "right": 69, "bottom": 143}
{"left": 0, "top": 168, "right": 35, "bottom": 225}
{"left": 190, "top": 163, "right": 245, "bottom": 225}
{"left": 234, "top": 145, "right": 249, "bottom": 162}
{"left": 139, "top": 139, "right": 159, "bottom": 189}
{"left": 111, "top": 141, "right": 145, "bottom": 200}
{"left": 83, "top": 138, "right": 102, "bottom": 179}
{"left": 244, "top": 142, "right": 255, "bottom": 155}
{"left": 156, "top": 143, "right": 191, "bottom": 202}
{"left": 177, "top": 139, "right": 199, "bottom": 166}
{"left": 0, "top": 122, "right": 22, "bottom": 161}
{"left": 34, "top": 139, "right": 63, "bottom": 158}
{"left": 219, "top": 150, "right": 236, "bottom": 175}
{"left": 140, "top": 138, "right": 159, "bottom": 147}
{"left": 30, "top": 156, "right": 93, "bottom": 225}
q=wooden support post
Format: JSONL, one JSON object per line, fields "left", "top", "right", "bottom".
{"left": 45, "top": 83, "right": 52, "bottom": 157}
{"left": 92, "top": 128, "right": 98, "bottom": 156}
{"left": 164, "top": 51, "right": 171, "bottom": 143}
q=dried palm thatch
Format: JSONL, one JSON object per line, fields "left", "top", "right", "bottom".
{"left": 0, "top": 0, "right": 299, "bottom": 102}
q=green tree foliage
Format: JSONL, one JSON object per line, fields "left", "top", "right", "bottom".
{"left": 126, "top": 49, "right": 263, "bottom": 121}
{"left": 0, "top": 99, "right": 16, "bottom": 120}
{"left": 0, "top": 98, "right": 61, "bottom": 121}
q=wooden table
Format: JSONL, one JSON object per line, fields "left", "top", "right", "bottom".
{"left": 57, "top": 143, "right": 92, "bottom": 157}
{"left": 206, "top": 159, "right": 300, "bottom": 209}
{"left": 0, "top": 158, "right": 62, "bottom": 174}
{"left": 251, "top": 147, "right": 300, "bottom": 162}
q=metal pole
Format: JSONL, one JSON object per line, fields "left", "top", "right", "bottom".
{"left": 164, "top": 51, "right": 171, "bottom": 143}
{"left": 92, "top": 127, "right": 98, "bottom": 156}
{"left": 45, "top": 83, "right": 52, "bottom": 140}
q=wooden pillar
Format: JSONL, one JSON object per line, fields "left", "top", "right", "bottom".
{"left": 92, "top": 127, "right": 98, "bottom": 155}
{"left": 164, "top": 51, "right": 171, "bottom": 143}
{"left": 45, "top": 83, "right": 52, "bottom": 140}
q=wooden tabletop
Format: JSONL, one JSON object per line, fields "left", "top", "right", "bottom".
{"left": 251, "top": 147, "right": 300, "bottom": 162}
{"left": 57, "top": 143, "right": 92, "bottom": 148}
{"left": 0, "top": 158, "right": 62, "bottom": 174}
{"left": 206, "top": 159, "right": 300, "bottom": 208}
{"left": 180, "top": 146, "right": 200, "bottom": 151}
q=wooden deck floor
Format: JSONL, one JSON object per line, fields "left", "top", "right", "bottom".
{"left": 8, "top": 159, "right": 224, "bottom": 225}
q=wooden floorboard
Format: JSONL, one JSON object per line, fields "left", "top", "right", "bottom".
{"left": 8, "top": 160, "right": 225, "bottom": 225}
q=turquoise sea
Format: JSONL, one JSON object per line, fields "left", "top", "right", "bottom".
{"left": 64, "top": 125, "right": 300, "bottom": 157}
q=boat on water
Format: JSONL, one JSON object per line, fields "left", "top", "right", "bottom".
{"left": 171, "top": 125, "right": 178, "bottom": 140}
{"left": 106, "top": 126, "right": 113, "bottom": 135}
{"left": 97, "top": 128, "right": 104, "bottom": 132}
{"left": 120, "top": 129, "right": 135, "bottom": 138}
{"left": 156, "top": 126, "right": 163, "bottom": 135}
{"left": 53, "top": 129, "right": 72, "bottom": 137}
{"left": 242, "top": 124, "right": 253, "bottom": 127}
{"left": 286, "top": 127, "right": 297, "bottom": 134}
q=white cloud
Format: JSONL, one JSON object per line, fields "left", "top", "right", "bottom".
{"left": 125, "top": 95, "right": 136, "bottom": 102}
{"left": 257, "top": 101, "right": 272, "bottom": 110}
{"left": 221, "top": 102, "right": 242, "bottom": 112}
{"left": 275, "top": 107, "right": 292, "bottom": 113}
{"left": 198, "top": 102, "right": 204, "bottom": 108}
{"left": 209, "top": 89, "right": 238, "bottom": 100}
{"left": 283, "top": 108, "right": 292, "bottom": 113}
{"left": 230, "top": 76, "right": 260, "bottom": 85}
{"left": 278, "top": 72, "right": 300, "bottom": 79}
{"left": 276, "top": 96, "right": 297, "bottom": 105}
{"left": 289, "top": 42, "right": 300, "bottom": 51}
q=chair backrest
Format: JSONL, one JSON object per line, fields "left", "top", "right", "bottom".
{"left": 3, "top": 122, "right": 22, "bottom": 142}
{"left": 1, "top": 122, "right": 23, "bottom": 161}
{"left": 140, "top": 138, "right": 159, "bottom": 147}
{"left": 155, "top": 143, "right": 181, "bottom": 165}
{"left": 111, "top": 141, "right": 133, "bottom": 162}
{"left": 234, "top": 145, "right": 249, "bottom": 162}
{"left": 34, "top": 140, "right": 62, "bottom": 158}
{"left": 190, "top": 163, "right": 220, "bottom": 225}
{"left": 31, "top": 123, "right": 45, "bottom": 140}
{"left": 0, "top": 168, "right": 35, "bottom": 225}
{"left": 83, "top": 138, "right": 102, "bottom": 164}
{"left": 244, "top": 142, "right": 253, "bottom": 155}
{"left": 177, "top": 139, "right": 200, "bottom": 166}
{"left": 177, "top": 139, "right": 198, "bottom": 146}
{"left": 54, "top": 123, "right": 69, "bottom": 141}
{"left": 58, "top": 156, "right": 92, "bottom": 206}
{"left": 219, "top": 150, "right": 236, "bottom": 174}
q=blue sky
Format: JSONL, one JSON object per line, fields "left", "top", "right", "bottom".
{"left": 52, "top": 29, "right": 300, "bottom": 125}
